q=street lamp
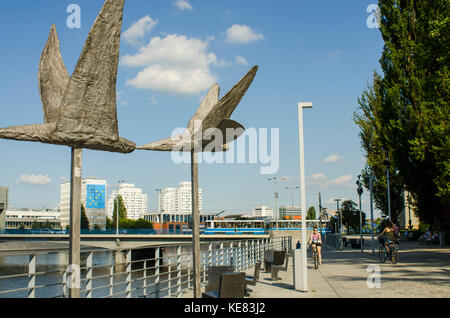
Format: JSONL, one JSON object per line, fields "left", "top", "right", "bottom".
{"left": 368, "top": 172, "right": 376, "bottom": 255}
{"left": 267, "top": 177, "right": 279, "bottom": 230}
{"left": 334, "top": 199, "right": 341, "bottom": 234}
{"left": 297, "top": 101, "right": 313, "bottom": 292}
{"left": 116, "top": 180, "right": 125, "bottom": 236}
{"left": 285, "top": 186, "right": 300, "bottom": 217}
{"left": 382, "top": 146, "right": 392, "bottom": 221}
{"left": 356, "top": 175, "right": 364, "bottom": 253}
{"left": 155, "top": 189, "right": 162, "bottom": 227}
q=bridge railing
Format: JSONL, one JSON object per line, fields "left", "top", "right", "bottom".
{"left": 0, "top": 236, "right": 291, "bottom": 298}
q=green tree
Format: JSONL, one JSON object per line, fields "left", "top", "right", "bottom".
{"left": 340, "top": 200, "right": 366, "bottom": 234}
{"left": 81, "top": 204, "right": 90, "bottom": 229}
{"left": 112, "top": 195, "right": 127, "bottom": 227}
{"left": 106, "top": 217, "right": 114, "bottom": 229}
{"left": 375, "top": 0, "right": 449, "bottom": 231}
{"left": 354, "top": 73, "right": 405, "bottom": 222}
{"left": 306, "top": 206, "right": 316, "bottom": 220}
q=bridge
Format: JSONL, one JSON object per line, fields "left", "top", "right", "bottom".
{"left": 0, "top": 233, "right": 270, "bottom": 254}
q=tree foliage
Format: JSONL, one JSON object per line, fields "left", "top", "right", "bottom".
{"left": 340, "top": 200, "right": 366, "bottom": 234}
{"left": 112, "top": 194, "right": 127, "bottom": 227}
{"left": 81, "top": 204, "right": 90, "bottom": 229}
{"left": 354, "top": 74, "right": 405, "bottom": 222}
{"left": 307, "top": 206, "right": 316, "bottom": 220}
{"left": 355, "top": 0, "right": 449, "bottom": 229}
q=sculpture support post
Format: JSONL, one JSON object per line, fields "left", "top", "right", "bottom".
{"left": 69, "top": 147, "right": 82, "bottom": 298}
{"left": 191, "top": 150, "right": 201, "bottom": 298}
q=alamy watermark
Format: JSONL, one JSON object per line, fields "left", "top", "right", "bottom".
{"left": 366, "top": 264, "right": 381, "bottom": 288}
{"left": 66, "top": 264, "right": 81, "bottom": 289}
{"left": 169, "top": 121, "right": 280, "bottom": 175}
{"left": 366, "top": 4, "right": 381, "bottom": 29}
{"left": 67, "top": 4, "right": 81, "bottom": 29}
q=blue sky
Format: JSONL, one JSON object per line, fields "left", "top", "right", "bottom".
{"left": 0, "top": 0, "right": 384, "bottom": 218}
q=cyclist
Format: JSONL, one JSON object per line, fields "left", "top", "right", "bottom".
{"left": 378, "top": 220, "right": 395, "bottom": 254}
{"left": 309, "top": 227, "right": 322, "bottom": 265}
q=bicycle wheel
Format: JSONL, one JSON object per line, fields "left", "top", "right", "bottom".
{"left": 391, "top": 247, "right": 398, "bottom": 264}
{"left": 314, "top": 252, "right": 319, "bottom": 270}
{"left": 379, "top": 247, "right": 386, "bottom": 263}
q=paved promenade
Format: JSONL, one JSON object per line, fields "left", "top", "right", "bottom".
{"left": 182, "top": 239, "right": 450, "bottom": 298}
{"left": 245, "top": 239, "right": 450, "bottom": 298}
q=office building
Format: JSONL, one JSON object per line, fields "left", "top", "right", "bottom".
{"left": 279, "top": 205, "right": 302, "bottom": 220}
{"left": 60, "top": 178, "right": 107, "bottom": 229}
{"left": 107, "top": 183, "right": 148, "bottom": 220}
{"left": 5, "top": 208, "right": 60, "bottom": 229}
{"left": 159, "top": 182, "right": 202, "bottom": 214}
{"left": 252, "top": 206, "right": 273, "bottom": 218}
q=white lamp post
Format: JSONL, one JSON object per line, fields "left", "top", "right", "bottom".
{"left": 297, "top": 101, "right": 313, "bottom": 292}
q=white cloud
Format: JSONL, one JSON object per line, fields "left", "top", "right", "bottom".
{"left": 123, "top": 15, "right": 158, "bottom": 45}
{"left": 324, "top": 153, "right": 344, "bottom": 163}
{"left": 235, "top": 55, "right": 249, "bottom": 66}
{"left": 18, "top": 174, "right": 51, "bottom": 185}
{"left": 122, "top": 34, "right": 218, "bottom": 95}
{"left": 326, "top": 50, "right": 343, "bottom": 58}
{"left": 174, "top": 0, "right": 193, "bottom": 11}
{"left": 310, "top": 173, "right": 327, "bottom": 181}
{"left": 225, "top": 24, "right": 264, "bottom": 44}
{"left": 328, "top": 175, "right": 353, "bottom": 186}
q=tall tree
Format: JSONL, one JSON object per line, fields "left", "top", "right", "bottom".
{"left": 340, "top": 200, "right": 366, "bottom": 234}
{"left": 358, "top": 0, "right": 449, "bottom": 232}
{"left": 81, "top": 204, "right": 90, "bottom": 229}
{"left": 307, "top": 206, "right": 316, "bottom": 220}
{"left": 354, "top": 73, "right": 405, "bottom": 222}
{"left": 112, "top": 195, "right": 127, "bottom": 227}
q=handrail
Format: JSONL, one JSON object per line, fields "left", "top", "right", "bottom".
{"left": 0, "top": 237, "right": 289, "bottom": 298}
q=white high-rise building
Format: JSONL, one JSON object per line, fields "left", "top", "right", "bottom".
{"left": 160, "top": 188, "right": 176, "bottom": 213}
{"left": 159, "top": 182, "right": 202, "bottom": 214}
{"left": 107, "top": 184, "right": 148, "bottom": 220}
{"left": 60, "top": 178, "right": 107, "bottom": 229}
{"left": 253, "top": 206, "right": 273, "bottom": 218}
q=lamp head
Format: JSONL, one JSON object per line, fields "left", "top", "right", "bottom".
{"left": 298, "top": 102, "right": 313, "bottom": 109}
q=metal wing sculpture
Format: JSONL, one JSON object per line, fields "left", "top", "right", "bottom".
{"left": 137, "top": 66, "right": 258, "bottom": 153}
{"left": 0, "top": 0, "right": 135, "bottom": 154}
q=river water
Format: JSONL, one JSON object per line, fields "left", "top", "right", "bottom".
{"left": 0, "top": 250, "right": 195, "bottom": 298}
{"left": 0, "top": 244, "right": 249, "bottom": 298}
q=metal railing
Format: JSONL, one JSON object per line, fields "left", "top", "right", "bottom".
{"left": 0, "top": 236, "right": 291, "bottom": 298}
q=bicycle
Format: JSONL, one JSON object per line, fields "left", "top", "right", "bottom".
{"left": 311, "top": 243, "right": 320, "bottom": 270}
{"left": 379, "top": 241, "right": 399, "bottom": 264}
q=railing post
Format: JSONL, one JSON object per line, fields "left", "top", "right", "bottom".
{"left": 245, "top": 240, "right": 249, "bottom": 270}
{"left": 126, "top": 250, "right": 132, "bottom": 298}
{"left": 208, "top": 242, "right": 213, "bottom": 268}
{"left": 188, "top": 253, "right": 192, "bottom": 290}
{"left": 230, "top": 242, "right": 234, "bottom": 268}
{"left": 177, "top": 245, "right": 182, "bottom": 296}
{"left": 143, "top": 258, "right": 148, "bottom": 298}
{"left": 85, "top": 252, "right": 93, "bottom": 298}
{"left": 63, "top": 270, "right": 68, "bottom": 298}
{"left": 28, "top": 255, "right": 36, "bottom": 298}
{"left": 155, "top": 247, "right": 160, "bottom": 298}
{"left": 219, "top": 242, "right": 224, "bottom": 265}
{"left": 109, "top": 263, "right": 114, "bottom": 298}
{"left": 238, "top": 241, "right": 242, "bottom": 271}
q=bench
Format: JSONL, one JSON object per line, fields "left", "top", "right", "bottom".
{"left": 245, "top": 262, "right": 261, "bottom": 293}
{"left": 271, "top": 254, "right": 289, "bottom": 281}
{"left": 263, "top": 249, "right": 274, "bottom": 272}
{"left": 265, "top": 250, "right": 286, "bottom": 275}
{"left": 202, "top": 272, "right": 246, "bottom": 298}
{"left": 204, "top": 265, "right": 235, "bottom": 293}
